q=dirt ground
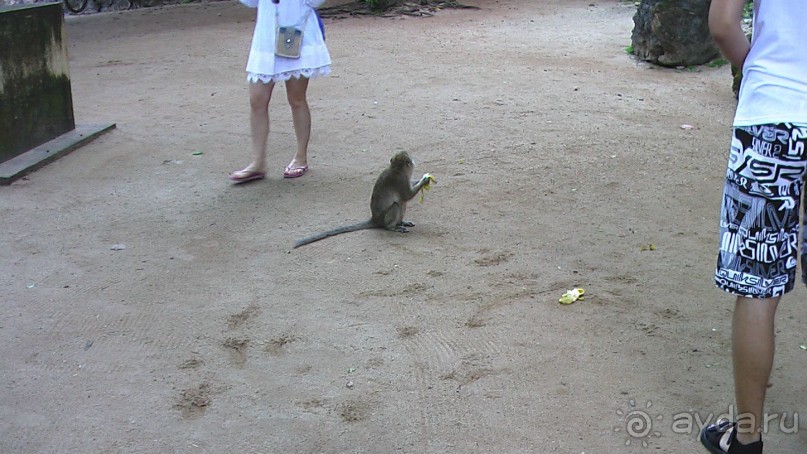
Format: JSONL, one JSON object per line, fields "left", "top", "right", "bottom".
{"left": 2, "top": 0, "right": 805, "bottom": 452}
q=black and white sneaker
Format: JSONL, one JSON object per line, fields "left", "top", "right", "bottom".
{"left": 700, "top": 418, "right": 763, "bottom": 454}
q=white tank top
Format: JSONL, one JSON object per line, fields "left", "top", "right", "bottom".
{"left": 734, "top": 0, "right": 807, "bottom": 126}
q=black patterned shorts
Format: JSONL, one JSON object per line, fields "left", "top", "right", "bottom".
{"left": 715, "top": 123, "right": 807, "bottom": 298}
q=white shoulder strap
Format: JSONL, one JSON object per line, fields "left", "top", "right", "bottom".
{"left": 275, "top": 3, "right": 312, "bottom": 28}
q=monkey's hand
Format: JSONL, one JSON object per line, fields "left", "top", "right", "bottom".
{"left": 419, "top": 173, "right": 436, "bottom": 203}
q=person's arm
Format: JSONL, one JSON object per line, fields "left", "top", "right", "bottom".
{"left": 709, "top": 0, "right": 751, "bottom": 70}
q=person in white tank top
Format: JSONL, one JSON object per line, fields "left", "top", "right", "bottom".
{"left": 733, "top": 0, "right": 807, "bottom": 126}
{"left": 702, "top": 1, "right": 807, "bottom": 453}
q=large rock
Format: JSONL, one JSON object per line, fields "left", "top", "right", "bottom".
{"left": 631, "top": 0, "right": 719, "bottom": 67}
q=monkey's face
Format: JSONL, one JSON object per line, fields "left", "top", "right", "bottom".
{"left": 390, "top": 152, "right": 415, "bottom": 175}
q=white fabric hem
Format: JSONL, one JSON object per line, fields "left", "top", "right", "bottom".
{"left": 247, "top": 66, "right": 331, "bottom": 84}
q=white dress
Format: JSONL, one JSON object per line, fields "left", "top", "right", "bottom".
{"left": 240, "top": 0, "right": 332, "bottom": 83}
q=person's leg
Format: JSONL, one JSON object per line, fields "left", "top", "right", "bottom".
{"left": 284, "top": 76, "right": 311, "bottom": 172}
{"left": 732, "top": 295, "right": 779, "bottom": 446}
{"left": 232, "top": 80, "right": 275, "bottom": 178}
{"left": 704, "top": 124, "right": 806, "bottom": 453}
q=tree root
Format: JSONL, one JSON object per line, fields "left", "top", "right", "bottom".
{"left": 317, "top": 1, "right": 479, "bottom": 19}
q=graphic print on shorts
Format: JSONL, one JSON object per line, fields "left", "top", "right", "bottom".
{"left": 715, "top": 124, "right": 807, "bottom": 298}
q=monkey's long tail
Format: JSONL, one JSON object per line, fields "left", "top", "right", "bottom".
{"left": 293, "top": 220, "right": 377, "bottom": 248}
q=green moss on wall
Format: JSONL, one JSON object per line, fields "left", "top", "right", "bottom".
{"left": 0, "top": 3, "right": 74, "bottom": 162}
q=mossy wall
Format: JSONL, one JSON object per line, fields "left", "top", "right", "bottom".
{"left": 0, "top": 3, "right": 75, "bottom": 163}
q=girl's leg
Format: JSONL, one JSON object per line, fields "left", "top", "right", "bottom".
{"left": 284, "top": 76, "right": 311, "bottom": 170}
{"left": 233, "top": 80, "right": 275, "bottom": 176}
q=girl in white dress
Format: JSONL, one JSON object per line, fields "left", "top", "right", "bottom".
{"left": 230, "top": 0, "right": 331, "bottom": 182}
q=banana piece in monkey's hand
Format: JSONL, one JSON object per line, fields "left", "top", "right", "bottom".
{"left": 419, "top": 173, "right": 436, "bottom": 203}
{"left": 558, "top": 288, "right": 585, "bottom": 305}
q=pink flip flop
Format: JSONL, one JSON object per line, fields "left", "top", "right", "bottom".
{"left": 229, "top": 169, "right": 265, "bottom": 184}
{"left": 283, "top": 164, "right": 309, "bottom": 179}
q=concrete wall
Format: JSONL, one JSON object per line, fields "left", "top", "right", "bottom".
{"left": 0, "top": 2, "right": 75, "bottom": 163}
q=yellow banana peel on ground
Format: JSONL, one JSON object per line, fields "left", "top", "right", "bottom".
{"left": 559, "top": 288, "right": 585, "bottom": 305}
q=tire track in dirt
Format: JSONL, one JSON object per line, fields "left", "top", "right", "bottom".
{"left": 16, "top": 295, "right": 200, "bottom": 374}
{"left": 402, "top": 323, "right": 508, "bottom": 447}
{"left": 383, "top": 239, "right": 580, "bottom": 448}
{"left": 381, "top": 266, "right": 514, "bottom": 449}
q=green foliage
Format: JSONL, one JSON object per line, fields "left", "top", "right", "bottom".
{"left": 362, "top": 0, "right": 393, "bottom": 11}
{"left": 624, "top": 43, "right": 634, "bottom": 55}
{"left": 742, "top": 0, "right": 753, "bottom": 20}
{"left": 707, "top": 57, "right": 729, "bottom": 68}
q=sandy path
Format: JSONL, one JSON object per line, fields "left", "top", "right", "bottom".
{"left": 1, "top": 0, "right": 805, "bottom": 452}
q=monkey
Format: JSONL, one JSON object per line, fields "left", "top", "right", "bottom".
{"left": 293, "top": 151, "right": 434, "bottom": 248}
